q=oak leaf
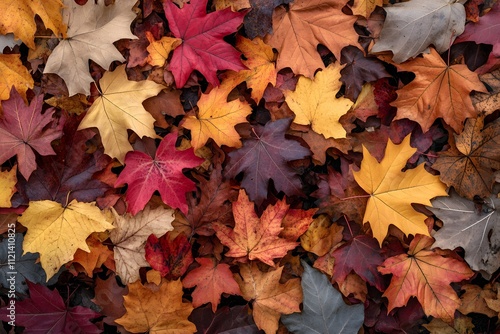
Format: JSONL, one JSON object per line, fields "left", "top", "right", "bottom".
{"left": 182, "top": 257, "right": 242, "bottom": 312}
{"left": 378, "top": 234, "right": 474, "bottom": 322}
{"left": 429, "top": 190, "right": 500, "bottom": 278}
{"left": 235, "top": 262, "right": 302, "bottom": 334}
{"left": 182, "top": 80, "right": 252, "bottom": 150}
{"left": 115, "top": 132, "right": 203, "bottom": 215}
{"left": 353, "top": 135, "right": 448, "bottom": 245}
{"left": 222, "top": 36, "right": 277, "bottom": 103}
{"left": 0, "top": 281, "right": 101, "bottom": 333}
{"left": 163, "top": 0, "right": 247, "bottom": 88}
{"left": 44, "top": 0, "right": 137, "bottom": 96}
{"left": 213, "top": 189, "right": 298, "bottom": 266}
{"left": 145, "top": 232, "right": 193, "bottom": 280}
{"left": 115, "top": 278, "right": 197, "bottom": 333}
{"left": 432, "top": 117, "right": 500, "bottom": 199}
{"left": 18, "top": 199, "right": 114, "bottom": 280}
{"left": 146, "top": 31, "right": 182, "bottom": 67}
{"left": 0, "top": 88, "right": 62, "bottom": 180}
{"left": 371, "top": 0, "right": 466, "bottom": 63}
{"left": 455, "top": 1, "right": 500, "bottom": 57}
{"left": 109, "top": 205, "right": 174, "bottom": 284}
{"left": 285, "top": 62, "right": 353, "bottom": 139}
{"left": 77, "top": 65, "right": 165, "bottom": 164}
{"left": 0, "top": 54, "right": 34, "bottom": 103}
{"left": 0, "top": 0, "right": 66, "bottom": 49}
{"left": 282, "top": 261, "right": 365, "bottom": 334}
{"left": 224, "top": 118, "right": 311, "bottom": 204}
{"left": 389, "top": 47, "right": 487, "bottom": 133}
{"left": 265, "top": 0, "right": 361, "bottom": 78}
{"left": 0, "top": 166, "right": 16, "bottom": 208}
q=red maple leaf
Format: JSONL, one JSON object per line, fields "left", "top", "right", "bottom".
{"left": 182, "top": 257, "right": 242, "bottom": 312}
{"left": 114, "top": 132, "right": 203, "bottom": 215}
{"left": 0, "top": 88, "right": 62, "bottom": 180}
{"left": 163, "top": 0, "right": 247, "bottom": 88}
{"left": 145, "top": 232, "right": 193, "bottom": 280}
{"left": 0, "top": 281, "right": 101, "bottom": 333}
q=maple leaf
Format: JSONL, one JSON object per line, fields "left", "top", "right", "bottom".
{"left": 282, "top": 261, "right": 365, "bottom": 334}
{"left": 371, "top": 0, "right": 466, "bottom": 63}
{"left": 182, "top": 80, "right": 252, "bottom": 150}
{"left": 145, "top": 232, "right": 193, "bottom": 280}
{"left": 429, "top": 190, "right": 500, "bottom": 278}
{"left": 0, "top": 166, "right": 16, "bottom": 208}
{"left": 265, "top": 0, "right": 361, "bottom": 78}
{"left": 0, "top": 88, "right": 62, "bottom": 180}
{"left": 109, "top": 205, "right": 175, "bottom": 284}
{"left": 213, "top": 189, "right": 299, "bottom": 266}
{"left": 163, "top": 0, "right": 247, "bottom": 88}
{"left": 331, "top": 235, "right": 387, "bottom": 291}
{"left": 243, "top": 0, "right": 291, "bottom": 38}
{"left": 350, "top": 0, "right": 383, "bottom": 18}
{"left": 284, "top": 62, "right": 353, "bottom": 139}
{"left": 472, "top": 68, "right": 500, "bottom": 115}
{"left": 182, "top": 257, "right": 242, "bottom": 311}
{"left": 235, "top": 262, "right": 302, "bottom": 334}
{"left": 432, "top": 117, "right": 500, "bottom": 199}
{"left": 222, "top": 35, "right": 278, "bottom": 103}
{"left": 340, "top": 46, "right": 390, "bottom": 101}
{"left": 378, "top": 234, "right": 474, "bottom": 322}
{"left": 0, "top": 0, "right": 66, "bottom": 49}
{"left": 146, "top": 31, "right": 182, "bottom": 67}
{"left": 423, "top": 314, "right": 475, "bottom": 333}
{"left": 77, "top": 65, "right": 165, "bottom": 164}
{"left": 455, "top": 1, "right": 500, "bottom": 57}
{"left": 17, "top": 199, "right": 114, "bottom": 279}
{"left": 189, "top": 304, "right": 260, "bottom": 333}
{"left": 0, "top": 233, "right": 46, "bottom": 294}
{"left": 459, "top": 284, "right": 498, "bottom": 318}
{"left": 12, "top": 113, "right": 111, "bottom": 206}
{"left": 0, "top": 281, "right": 101, "bottom": 333}
{"left": 353, "top": 134, "right": 448, "bottom": 245}
{"left": 115, "top": 277, "right": 197, "bottom": 333}
{"left": 300, "top": 215, "right": 343, "bottom": 256}
{"left": 92, "top": 274, "right": 128, "bottom": 331}
{"left": 0, "top": 54, "right": 34, "bottom": 103}
{"left": 115, "top": 132, "right": 203, "bottom": 215}
{"left": 44, "top": 0, "right": 137, "bottom": 96}
{"left": 387, "top": 48, "right": 487, "bottom": 133}
{"left": 70, "top": 234, "right": 114, "bottom": 276}
{"left": 224, "top": 118, "right": 311, "bottom": 204}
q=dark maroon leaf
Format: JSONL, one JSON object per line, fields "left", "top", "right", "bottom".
{"left": 0, "top": 281, "right": 101, "bottom": 334}
{"left": 244, "top": 0, "right": 293, "bottom": 39}
{"left": 224, "top": 118, "right": 311, "bottom": 205}
{"left": 189, "top": 304, "right": 262, "bottom": 334}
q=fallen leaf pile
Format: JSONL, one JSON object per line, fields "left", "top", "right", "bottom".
{"left": 0, "top": 0, "right": 499, "bottom": 332}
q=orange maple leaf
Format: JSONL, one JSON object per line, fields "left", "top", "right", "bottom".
{"left": 182, "top": 257, "right": 242, "bottom": 312}
{"left": 265, "top": 0, "right": 361, "bottom": 78}
{"left": 378, "top": 234, "right": 474, "bottom": 322}
{"left": 213, "top": 189, "right": 298, "bottom": 267}
{"left": 235, "top": 262, "right": 302, "bottom": 334}
{"left": 388, "top": 48, "right": 487, "bottom": 133}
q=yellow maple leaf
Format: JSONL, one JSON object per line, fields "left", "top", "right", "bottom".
{"left": 18, "top": 200, "right": 114, "bottom": 280}
{"left": 353, "top": 135, "right": 448, "bottom": 245}
{"left": 182, "top": 80, "right": 252, "bottom": 150}
{"left": 389, "top": 48, "right": 487, "bottom": 133}
{"left": 284, "top": 62, "right": 353, "bottom": 139}
{"left": 0, "top": 0, "right": 66, "bottom": 49}
{"left": 350, "top": 0, "right": 383, "bottom": 18}
{"left": 0, "top": 166, "right": 17, "bottom": 208}
{"left": 0, "top": 54, "right": 34, "bottom": 104}
{"left": 146, "top": 31, "right": 182, "bottom": 67}
{"left": 78, "top": 65, "right": 165, "bottom": 163}
{"left": 115, "top": 278, "right": 196, "bottom": 333}
{"left": 222, "top": 36, "right": 277, "bottom": 103}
